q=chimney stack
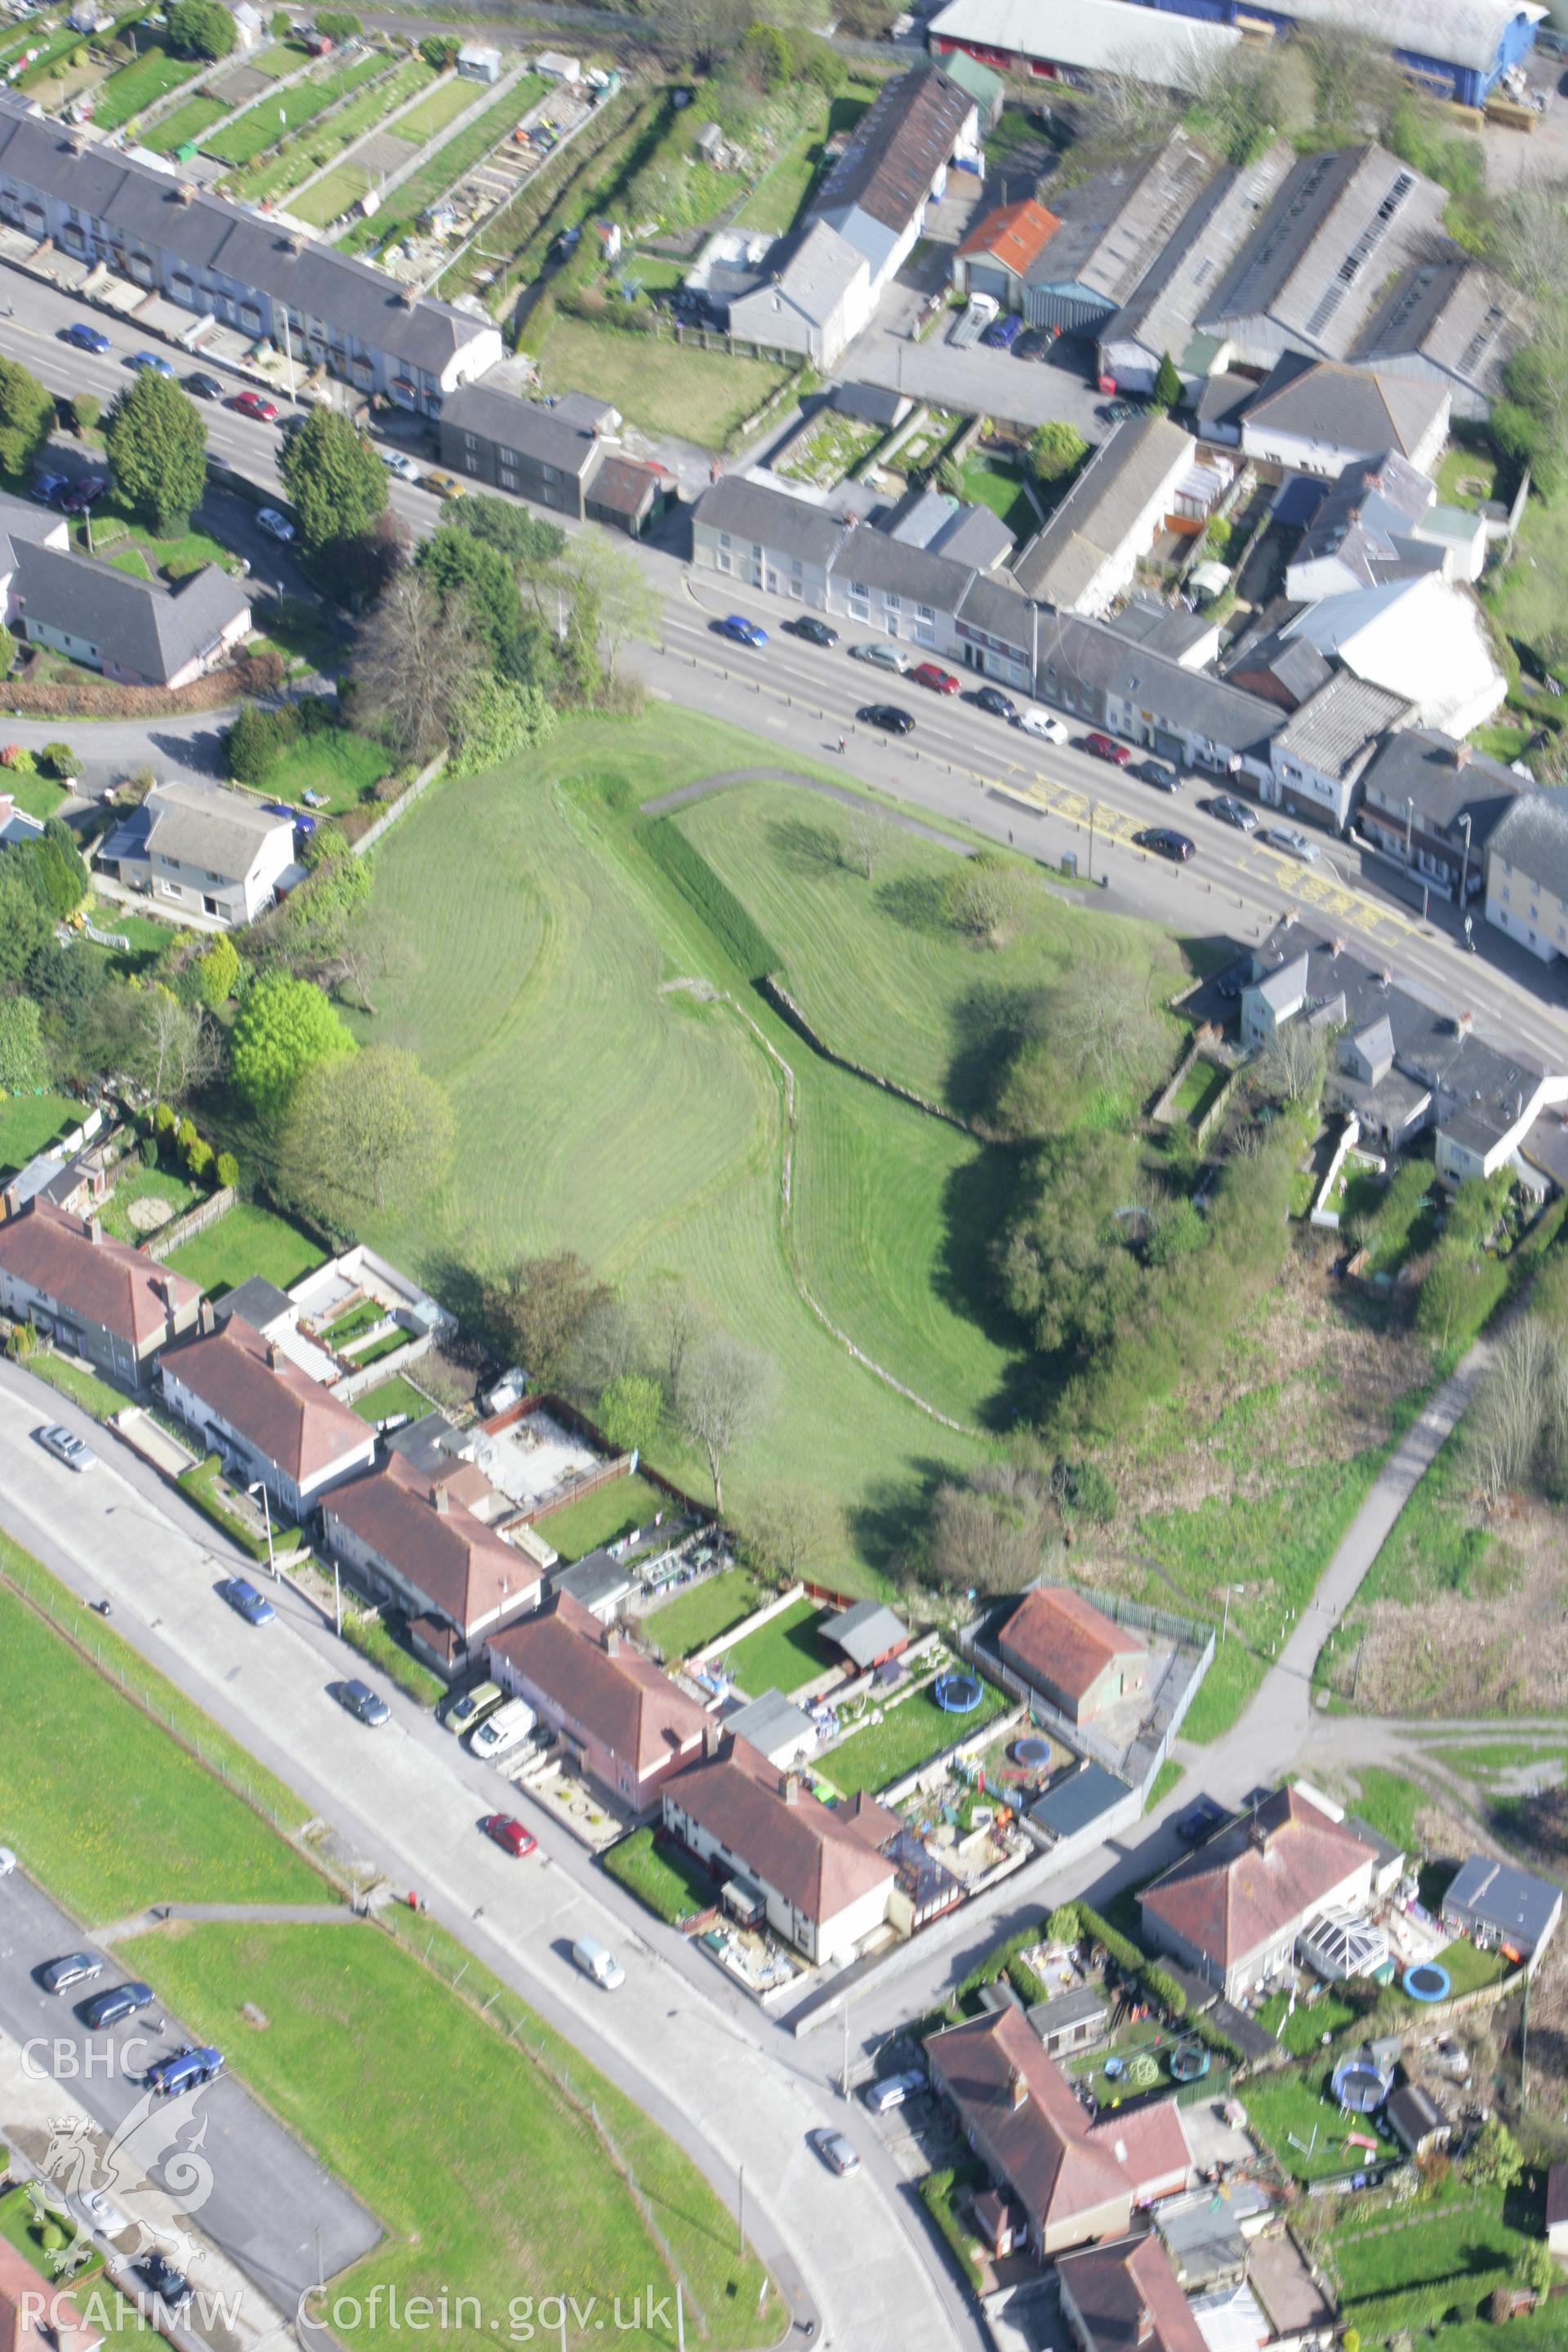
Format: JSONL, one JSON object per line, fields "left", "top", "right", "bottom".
{"left": 1008, "top": 2066, "right": 1028, "bottom": 2112}
{"left": 783, "top": 1771, "right": 800, "bottom": 1806}
{"left": 603, "top": 1624, "right": 621, "bottom": 1656}
{"left": 87, "top": 1214, "right": 102, "bottom": 1244}
{"left": 431, "top": 1485, "right": 448, "bottom": 1514}
{"left": 198, "top": 1296, "right": 215, "bottom": 1335}
{"left": 266, "top": 1339, "right": 279, "bottom": 1369}
{"left": 704, "top": 1720, "right": 723, "bottom": 1759}
{"left": 1453, "top": 741, "right": 1472, "bottom": 769}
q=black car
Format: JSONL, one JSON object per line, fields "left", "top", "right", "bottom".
{"left": 790, "top": 616, "right": 838, "bottom": 648}
{"left": 858, "top": 703, "right": 915, "bottom": 736}
{"left": 1215, "top": 957, "right": 1251, "bottom": 1001}
{"left": 1134, "top": 826, "right": 1196, "bottom": 862}
{"left": 140, "top": 2253, "right": 193, "bottom": 2314}
{"left": 973, "top": 686, "right": 1018, "bottom": 721}
{"left": 1176, "top": 1797, "right": 1227, "bottom": 1844}
{"left": 1134, "top": 757, "right": 1181, "bottom": 794}
{"left": 185, "top": 372, "right": 224, "bottom": 400}
{"left": 1098, "top": 397, "right": 1138, "bottom": 424}
{"left": 82, "top": 1980, "right": 154, "bottom": 2030}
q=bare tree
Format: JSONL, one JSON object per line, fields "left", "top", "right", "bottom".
{"left": 740, "top": 1484, "right": 844, "bottom": 1583}
{"left": 1254, "top": 1019, "right": 1326, "bottom": 1107}
{"left": 1297, "top": 26, "right": 1399, "bottom": 142}
{"left": 677, "top": 1330, "right": 775, "bottom": 1514}
{"left": 563, "top": 536, "right": 662, "bottom": 686}
{"left": 929, "top": 1464, "right": 1054, "bottom": 1594}
{"left": 1464, "top": 1316, "right": 1568, "bottom": 1503}
{"left": 1093, "top": 63, "right": 1179, "bottom": 150}
{"left": 354, "top": 571, "right": 486, "bottom": 759}
{"left": 142, "top": 990, "right": 217, "bottom": 1105}
{"left": 1048, "top": 961, "right": 1169, "bottom": 1097}
{"left": 277, "top": 1046, "right": 455, "bottom": 1219}
{"left": 647, "top": 1272, "right": 701, "bottom": 1412}
{"left": 844, "top": 801, "right": 896, "bottom": 881}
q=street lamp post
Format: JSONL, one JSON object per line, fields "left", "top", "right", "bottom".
{"left": 247, "top": 1481, "right": 277, "bottom": 1579}
{"left": 1457, "top": 810, "right": 1473, "bottom": 913}
{"left": 1404, "top": 795, "right": 1414, "bottom": 867}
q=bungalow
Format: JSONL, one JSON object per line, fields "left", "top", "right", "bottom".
{"left": 1011, "top": 415, "right": 1196, "bottom": 617}
{"left": 98, "top": 780, "right": 296, "bottom": 929}
{"left": 321, "top": 1451, "right": 542, "bottom": 1677}
{"left": 488, "top": 1592, "right": 709, "bottom": 1814}
{"left": 6, "top": 542, "right": 252, "bottom": 689}
{"left": 1058, "top": 2234, "right": 1207, "bottom": 2352}
{"left": 662, "top": 1732, "right": 898, "bottom": 1962}
{"left": 159, "top": 1308, "right": 376, "bottom": 1521}
{"left": 1139, "top": 1784, "right": 1379, "bottom": 2002}
{"left": 996, "top": 1587, "right": 1147, "bottom": 1727}
{"left": 821, "top": 1597, "right": 909, "bottom": 1673}
{"left": 0, "top": 1200, "right": 200, "bottom": 1389}
{"left": 927, "top": 2005, "right": 1190, "bottom": 2258}
{"left": 1441, "top": 1854, "right": 1563, "bottom": 1968}
{"left": 953, "top": 197, "right": 1060, "bottom": 311}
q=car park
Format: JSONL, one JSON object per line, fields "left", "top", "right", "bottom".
{"left": 981, "top": 310, "right": 1024, "bottom": 350}
{"left": 442, "top": 1680, "right": 502, "bottom": 1735}
{"left": 479, "top": 1813, "right": 537, "bottom": 1858}
{"left": 42, "top": 1953, "right": 103, "bottom": 1996}
{"left": 185, "top": 372, "right": 224, "bottom": 400}
{"left": 82, "top": 1980, "right": 154, "bottom": 2030}
{"left": 1264, "top": 824, "right": 1321, "bottom": 863}
{"left": 848, "top": 642, "right": 910, "bottom": 674}
{"left": 336, "top": 1679, "right": 390, "bottom": 1728}
{"left": 1208, "top": 795, "right": 1258, "bottom": 833}
{"left": 256, "top": 507, "right": 295, "bottom": 542}
{"left": 1135, "top": 826, "right": 1196, "bottom": 862}
{"left": 1015, "top": 706, "right": 1067, "bottom": 743}
{"left": 217, "top": 1575, "right": 275, "bottom": 1626}
{"left": 37, "top": 1423, "right": 95, "bottom": 1472}
{"left": 231, "top": 389, "right": 278, "bottom": 422}
{"left": 716, "top": 613, "right": 768, "bottom": 648}
{"left": 973, "top": 686, "right": 1017, "bottom": 720}
{"left": 130, "top": 351, "right": 174, "bottom": 378}
{"left": 381, "top": 450, "right": 421, "bottom": 481}
{"left": 789, "top": 617, "right": 838, "bottom": 648}
{"left": 862, "top": 2069, "right": 925, "bottom": 2115}
{"left": 810, "top": 2129, "right": 860, "bottom": 2176}
{"left": 1134, "top": 757, "right": 1181, "bottom": 794}
{"left": 65, "top": 321, "right": 110, "bottom": 354}
{"left": 858, "top": 704, "right": 915, "bottom": 736}
{"left": 911, "top": 660, "right": 959, "bottom": 695}
{"left": 1083, "top": 732, "right": 1131, "bottom": 767}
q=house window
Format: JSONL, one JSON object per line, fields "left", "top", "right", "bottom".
{"left": 884, "top": 593, "right": 901, "bottom": 612}
{"left": 464, "top": 431, "right": 478, "bottom": 452}
{"left": 849, "top": 582, "right": 867, "bottom": 600}
{"left": 498, "top": 467, "right": 518, "bottom": 492}
{"left": 918, "top": 604, "right": 934, "bottom": 621}
{"left": 719, "top": 533, "right": 732, "bottom": 550}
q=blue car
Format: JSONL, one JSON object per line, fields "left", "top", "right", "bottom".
{"left": 717, "top": 613, "right": 767, "bottom": 648}
{"left": 981, "top": 311, "right": 1025, "bottom": 350}
{"left": 130, "top": 350, "right": 174, "bottom": 377}
{"left": 261, "top": 800, "right": 314, "bottom": 835}
{"left": 145, "top": 2046, "right": 225, "bottom": 2097}
{"left": 65, "top": 321, "right": 110, "bottom": 355}
{"left": 217, "top": 1575, "right": 275, "bottom": 1627}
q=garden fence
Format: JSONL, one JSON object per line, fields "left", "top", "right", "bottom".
{"left": 142, "top": 1185, "right": 235, "bottom": 1262}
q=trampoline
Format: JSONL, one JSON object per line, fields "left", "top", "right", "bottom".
{"left": 1404, "top": 1961, "right": 1450, "bottom": 2002}
{"left": 1169, "top": 2042, "right": 1209, "bottom": 2084}
{"left": 1331, "top": 2052, "right": 1391, "bottom": 2114}
{"left": 1013, "top": 1737, "right": 1054, "bottom": 1770}
{"left": 933, "top": 1671, "right": 984, "bottom": 1714}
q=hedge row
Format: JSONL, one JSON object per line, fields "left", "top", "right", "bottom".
{"left": 639, "top": 817, "right": 780, "bottom": 982}
{"left": 917, "top": 2167, "right": 984, "bottom": 2296}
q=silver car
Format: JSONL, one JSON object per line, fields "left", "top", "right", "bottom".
{"left": 1264, "top": 824, "right": 1321, "bottom": 863}
{"left": 38, "top": 1423, "right": 96, "bottom": 1472}
{"left": 848, "top": 642, "right": 910, "bottom": 675}
{"left": 863, "top": 2069, "right": 925, "bottom": 2115}
{"left": 810, "top": 2128, "right": 861, "bottom": 2175}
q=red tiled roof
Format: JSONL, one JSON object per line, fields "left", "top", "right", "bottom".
{"left": 1088, "top": 2099, "right": 1190, "bottom": 2192}
{"left": 998, "top": 1587, "right": 1147, "bottom": 1704}
{"left": 162, "top": 1313, "right": 372, "bottom": 1484}
{"left": 489, "top": 1591, "right": 709, "bottom": 1779}
{"left": 323, "top": 1451, "right": 540, "bottom": 1638}
{"left": 1140, "top": 1787, "right": 1377, "bottom": 1971}
{"left": 1058, "top": 2234, "right": 1208, "bottom": 2352}
{"left": 667, "top": 1737, "right": 897, "bottom": 1927}
{"left": 0, "top": 1199, "right": 199, "bottom": 1351}
{"left": 957, "top": 196, "right": 1060, "bottom": 273}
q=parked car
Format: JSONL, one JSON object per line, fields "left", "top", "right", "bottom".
{"left": 65, "top": 321, "right": 110, "bottom": 354}
{"left": 69, "top": 2189, "right": 127, "bottom": 2239}
{"left": 0, "top": 1848, "right": 15, "bottom": 1877}
{"left": 59, "top": 478, "right": 108, "bottom": 515}
{"left": 82, "top": 1980, "right": 154, "bottom": 2030}
{"left": 1013, "top": 327, "right": 1052, "bottom": 361}
{"left": 981, "top": 310, "right": 1025, "bottom": 350}
{"left": 230, "top": 389, "right": 278, "bottom": 421}
{"left": 37, "top": 1423, "right": 95, "bottom": 1472}
{"left": 1216, "top": 956, "right": 1252, "bottom": 1000}
{"left": 41, "top": 1953, "right": 103, "bottom": 1996}
{"left": 810, "top": 2129, "right": 861, "bottom": 2176}
{"left": 1208, "top": 794, "right": 1258, "bottom": 834}
{"left": 1135, "top": 826, "right": 1196, "bottom": 862}
{"left": 443, "top": 1680, "right": 503, "bottom": 1735}
{"left": 1264, "top": 823, "right": 1321, "bottom": 863}
{"left": 470, "top": 1697, "right": 537, "bottom": 1760}
{"left": 973, "top": 685, "right": 1017, "bottom": 721}
{"left": 1098, "top": 397, "right": 1138, "bottom": 423}
{"left": 479, "top": 1813, "right": 537, "bottom": 1858}
{"left": 1083, "top": 732, "right": 1131, "bottom": 767}
{"left": 572, "top": 1936, "right": 625, "bottom": 1990}
{"left": 858, "top": 703, "right": 915, "bottom": 736}
{"left": 129, "top": 351, "right": 174, "bottom": 378}
{"left": 422, "top": 471, "right": 466, "bottom": 500}
{"left": 1015, "top": 706, "right": 1067, "bottom": 743}
{"left": 863, "top": 2069, "right": 925, "bottom": 2115}
{"left": 140, "top": 2253, "right": 193, "bottom": 2313}
{"left": 911, "top": 660, "right": 959, "bottom": 695}
{"left": 146, "top": 2045, "right": 224, "bottom": 2098}
{"left": 381, "top": 450, "right": 421, "bottom": 481}
{"left": 256, "top": 506, "right": 295, "bottom": 542}
{"left": 185, "top": 371, "right": 224, "bottom": 400}
{"left": 32, "top": 471, "right": 69, "bottom": 506}
{"left": 1134, "top": 757, "right": 1181, "bottom": 794}
{"left": 716, "top": 613, "right": 768, "bottom": 648}
{"left": 789, "top": 617, "right": 838, "bottom": 648}
{"left": 847, "top": 641, "right": 910, "bottom": 674}
{"left": 336, "top": 1679, "right": 390, "bottom": 1728}
{"left": 1176, "top": 1797, "right": 1227, "bottom": 1844}
{"left": 262, "top": 799, "right": 314, "bottom": 834}
{"left": 216, "top": 1575, "right": 275, "bottom": 1627}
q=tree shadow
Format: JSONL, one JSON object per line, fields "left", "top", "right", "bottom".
{"left": 933, "top": 1145, "right": 1054, "bottom": 1434}
{"left": 767, "top": 813, "right": 846, "bottom": 879}
{"left": 943, "top": 982, "right": 1037, "bottom": 1125}
{"left": 847, "top": 1456, "right": 954, "bottom": 1579}
{"left": 875, "top": 869, "right": 951, "bottom": 935}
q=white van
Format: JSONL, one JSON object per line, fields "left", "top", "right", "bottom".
{"left": 572, "top": 1936, "right": 626, "bottom": 1990}
{"left": 469, "top": 1696, "right": 537, "bottom": 1760}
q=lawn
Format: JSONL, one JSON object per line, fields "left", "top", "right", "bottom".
{"left": 602, "top": 1825, "right": 715, "bottom": 1922}
{"left": 78, "top": 504, "right": 237, "bottom": 583}
{"left": 1430, "top": 1936, "right": 1512, "bottom": 1998}
{"left": 91, "top": 36, "right": 202, "bottom": 132}
{"left": 206, "top": 48, "right": 387, "bottom": 167}
{"left": 289, "top": 159, "right": 371, "bottom": 228}
{"left": 532, "top": 1472, "right": 675, "bottom": 1563}
{"left": 341, "top": 1608, "right": 445, "bottom": 1707}
{"left": 1143, "top": 1757, "right": 1183, "bottom": 1813}
{"left": 17, "top": 1351, "right": 127, "bottom": 1422}
{"left": 1243, "top": 2060, "right": 1389, "bottom": 2184}
{"left": 98, "top": 1163, "right": 201, "bottom": 1244}
{"left": 253, "top": 728, "right": 390, "bottom": 813}
{"left": 2, "top": 768, "right": 67, "bottom": 819}
{"left": 350, "top": 1373, "right": 434, "bottom": 1425}
{"left": 389, "top": 70, "right": 475, "bottom": 143}
{"left": 0, "top": 1091, "right": 78, "bottom": 1175}
{"left": 957, "top": 453, "right": 1037, "bottom": 541}
{"left": 1489, "top": 487, "right": 1568, "bottom": 663}
{"left": 165, "top": 1199, "right": 325, "bottom": 1297}
{"left": 339, "top": 81, "right": 544, "bottom": 252}
{"left": 642, "top": 1566, "right": 765, "bottom": 1660}
{"left": 1330, "top": 2178, "right": 1539, "bottom": 2337}
{"left": 109, "top": 548, "right": 154, "bottom": 579}
{"left": 721, "top": 1596, "right": 830, "bottom": 1698}
{"left": 146, "top": 91, "right": 231, "bottom": 153}
{"left": 0, "top": 1552, "right": 319, "bottom": 1915}
{"left": 734, "top": 121, "right": 826, "bottom": 235}
{"left": 118, "top": 1920, "right": 770, "bottom": 2352}
{"left": 1254, "top": 1985, "right": 1358, "bottom": 2056}
{"left": 819, "top": 1672, "right": 1009, "bottom": 1797}
{"left": 532, "top": 315, "right": 794, "bottom": 448}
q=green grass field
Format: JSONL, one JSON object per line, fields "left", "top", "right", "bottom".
{"left": 1330, "top": 2179, "right": 1536, "bottom": 2337}
{"left": 287, "top": 158, "right": 372, "bottom": 226}
{"left": 1254, "top": 1985, "right": 1357, "bottom": 2056}
{"left": 642, "top": 1567, "right": 765, "bottom": 1660}
{"left": 2, "top": 769, "right": 67, "bottom": 819}
{"left": 957, "top": 454, "right": 1036, "bottom": 541}
{"left": 91, "top": 37, "right": 201, "bottom": 131}
{"left": 721, "top": 1596, "right": 828, "bottom": 1695}
{"left": 533, "top": 316, "right": 793, "bottom": 448}
{"left": 149, "top": 93, "right": 230, "bottom": 149}
{"left": 0, "top": 1561, "right": 319, "bottom": 1916}
{"left": 252, "top": 728, "right": 390, "bottom": 813}
{"left": 340, "top": 80, "right": 544, "bottom": 252}
{"left": 120, "top": 1921, "right": 769, "bottom": 2352}
{"left": 18, "top": 1352, "right": 128, "bottom": 1422}
{"left": 820, "top": 1673, "right": 1008, "bottom": 1797}
{"left": 244, "top": 56, "right": 432, "bottom": 207}
{"left": 602, "top": 1824, "right": 715, "bottom": 1922}
{"left": 1243, "top": 2061, "right": 1382, "bottom": 2184}
{"left": 532, "top": 1473, "right": 674, "bottom": 1562}
{"left": 0, "top": 1092, "right": 78, "bottom": 1175}
{"left": 165, "top": 1199, "right": 325, "bottom": 1297}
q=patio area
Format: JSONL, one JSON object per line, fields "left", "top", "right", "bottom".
{"left": 475, "top": 1410, "right": 603, "bottom": 1511}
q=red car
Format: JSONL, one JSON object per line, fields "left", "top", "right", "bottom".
{"left": 479, "top": 1813, "right": 536, "bottom": 1858}
{"left": 911, "top": 661, "right": 960, "bottom": 695}
{"left": 231, "top": 390, "right": 279, "bottom": 423}
{"left": 1083, "top": 732, "right": 1132, "bottom": 767}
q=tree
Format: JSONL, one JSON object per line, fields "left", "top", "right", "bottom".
{"left": 167, "top": 0, "right": 236, "bottom": 56}
{"left": 315, "top": 8, "right": 362, "bottom": 34}
{"left": 740, "top": 1483, "right": 843, "bottom": 1582}
{"left": 278, "top": 1045, "right": 454, "bottom": 1219}
{"left": 929, "top": 1467, "right": 1054, "bottom": 1595}
{"left": 648, "top": 1272, "right": 701, "bottom": 1411}
{"left": 225, "top": 702, "right": 296, "bottom": 786}
{"left": 596, "top": 1372, "right": 663, "bottom": 1457}
{"left": 270, "top": 8, "right": 292, "bottom": 33}
{"left": 1515, "top": 2240, "right": 1558, "bottom": 2298}
{"left": 278, "top": 407, "right": 386, "bottom": 569}
{"left": 676, "top": 1328, "right": 774, "bottom": 1513}
{"left": 844, "top": 800, "right": 895, "bottom": 880}
{"left": 1049, "top": 961, "right": 1170, "bottom": 1100}
{"left": 0, "top": 995, "right": 47, "bottom": 1091}
{"left": 483, "top": 1252, "right": 613, "bottom": 1391}
{"left": 0, "top": 357, "right": 54, "bottom": 482}
{"left": 563, "top": 536, "right": 662, "bottom": 685}
{"left": 40, "top": 742, "right": 78, "bottom": 782}
{"left": 1254, "top": 1019, "right": 1326, "bottom": 1108}
{"left": 451, "top": 497, "right": 567, "bottom": 592}
{"left": 1468, "top": 2119, "right": 1524, "bottom": 2191}
{"left": 1463, "top": 1316, "right": 1568, "bottom": 1503}
{"left": 449, "top": 675, "right": 556, "bottom": 775}
{"left": 740, "top": 20, "right": 792, "bottom": 87}
{"left": 229, "top": 969, "right": 355, "bottom": 1119}
{"left": 354, "top": 570, "right": 485, "bottom": 757}
{"left": 140, "top": 987, "right": 217, "bottom": 1103}
{"left": 1046, "top": 1904, "right": 1081, "bottom": 1946}
{"left": 419, "top": 32, "right": 460, "bottom": 65}
{"left": 945, "top": 849, "right": 1034, "bottom": 947}
{"left": 1027, "top": 419, "right": 1088, "bottom": 484}
{"left": 1298, "top": 26, "right": 1398, "bottom": 143}
{"left": 416, "top": 524, "right": 524, "bottom": 675}
{"left": 0, "top": 868, "right": 51, "bottom": 984}
{"left": 188, "top": 933, "right": 241, "bottom": 1010}
{"left": 1151, "top": 350, "right": 1183, "bottom": 412}
{"left": 561, "top": 576, "right": 602, "bottom": 706}
{"left": 105, "top": 373, "right": 206, "bottom": 532}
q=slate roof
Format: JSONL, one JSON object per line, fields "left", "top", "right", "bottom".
{"left": 1361, "top": 728, "right": 1526, "bottom": 842}
{"left": 440, "top": 379, "right": 608, "bottom": 475}
{"left": 0, "top": 1199, "right": 198, "bottom": 1349}
{"left": 666, "top": 1734, "right": 897, "bottom": 1926}
{"left": 821, "top": 1597, "right": 908, "bottom": 1668}
{"left": 585, "top": 453, "right": 662, "bottom": 519}
{"left": 724, "top": 1686, "right": 816, "bottom": 1757}
{"left": 1355, "top": 257, "right": 1524, "bottom": 404}
{"left": 1029, "top": 133, "right": 1217, "bottom": 310}
{"left": 143, "top": 779, "right": 291, "bottom": 880}
{"left": 1101, "top": 142, "right": 1294, "bottom": 361}
{"left": 956, "top": 568, "right": 1034, "bottom": 652}
{"left": 488, "top": 1592, "right": 709, "bottom": 1778}
{"left": 1036, "top": 609, "right": 1286, "bottom": 759}
{"left": 1012, "top": 413, "right": 1192, "bottom": 607}
{"left": 1140, "top": 1784, "right": 1378, "bottom": 1971}
{"left": 832, "top": 518, "right": 975, "bottom": 608}
{"left": 695, "top": 474, "right": 851, "bottom": 568}
{"left": 1442, "top": 1854, "right": 1563, "bottom": 1953}
{"left": 1273, "top": 671, "right": 1413, "bottom": 784}
{"left": 162, "top": 1313, "right": 371, "bottom": 1482}
{"left": 808, "top": 63, "right": 973, "bottom": 239}
{"left": 1104, "top": 593, "right": 1216, "bottom": 666}
{"left": 1486, "top": 795, "right": 1568, "bottom": 903}
{"left": 735, "top": 219, "right": 867, "bottom": 326}
{"left": 958, "top": 196, "right": 1060, "bottom": 276}
{"left": 1290, "top": 450, "right": 1441, "bottom": 588}
{"left": 1028, "top": 1760, "right": 1134, "bottom": 1840}
{"left": 13, "top": 545, "right": 250, "bottom": 686}
{"left": 216, "top": 1276, "right": 293, "bottom": 1333}
{"left": 1185, "top": 371, "right": 1255, "bottom": 438}
{"left": 999, "top": 1586, "right": 1146, "bottom": 1704}
{"left": 323, "top": 1451, "right": 540, "bottom": 1638}
{"left": 1223, "top": 623, "right": 1336, "bottom": 710}
{"left": 1241, "top": 353, "right": 1449, "bottom": 461}
{"left": 1057, "top": 2234, "right": 1208, "bottom": 2352}
{"left": 1027, "top": 1984, "right": 1107, "bottom": 2044}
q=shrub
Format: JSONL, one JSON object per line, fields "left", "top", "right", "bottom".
{"left": 216, "top": 1150, "right": 238, "bottom": 1190}
{"left": 225, "top": 702, "right": 301, "bottom": 786}
{"left": 154, "top": 1102, "right": 176, "bottom": 1138}
{"left": 40, "top": 741, "right": 78, "bottom": 779}
{"left": 1076, "top": 1904, "right": 1144, "bottom": 1976}
{"left": 1, "top": 742, "right": 36, "bottom": 773}
{"left": 138, "top": 1134, "right": 158, "bottom": 1167}
{"left": 1143, "top": 1964, "right": 1187, "bottom": 2020}
{"left": 176, "top": 1116, "right": 197, "bottom": 1154}
{"left": 186, "top": 1138, "right": 213, "bottom": 1182}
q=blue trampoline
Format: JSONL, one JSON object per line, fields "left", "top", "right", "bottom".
{"left": 1404, "top": 1962, "right": 1450, "bottom": 2002}
{"left": 1331, "top": 2053, "right": 1391, "bottom": 2114}
{"left": 1013, "top": 1738, "right": 1054, "bottom": 1770}
{"left": 933, "top": 1671, "right": 984, "bottom": 1714}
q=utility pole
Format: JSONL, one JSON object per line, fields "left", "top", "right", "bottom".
{"left": 1458, "top": 811, "right": 1473, "bottom": 913}
{"left": 737, "top": 2167, "right": 744, "bottom": 2257}
{"left": 1088, "top": 799, "right": 1096, "bottom": 885}
{"left": 675, "top": 2285, "right": 685, "bottom": 2352}
{"left": 841, "top": 1999, "right": 851, "bottom": 2098}
{"left": 1404, "top": 795, "right": 1414, "bottom": 867}
{"left": 333, "top": 1557, "right": 341, "bottom": 1636}
{"left": 1521, "top": 1973, "right": 1530, "bottom": 2111}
